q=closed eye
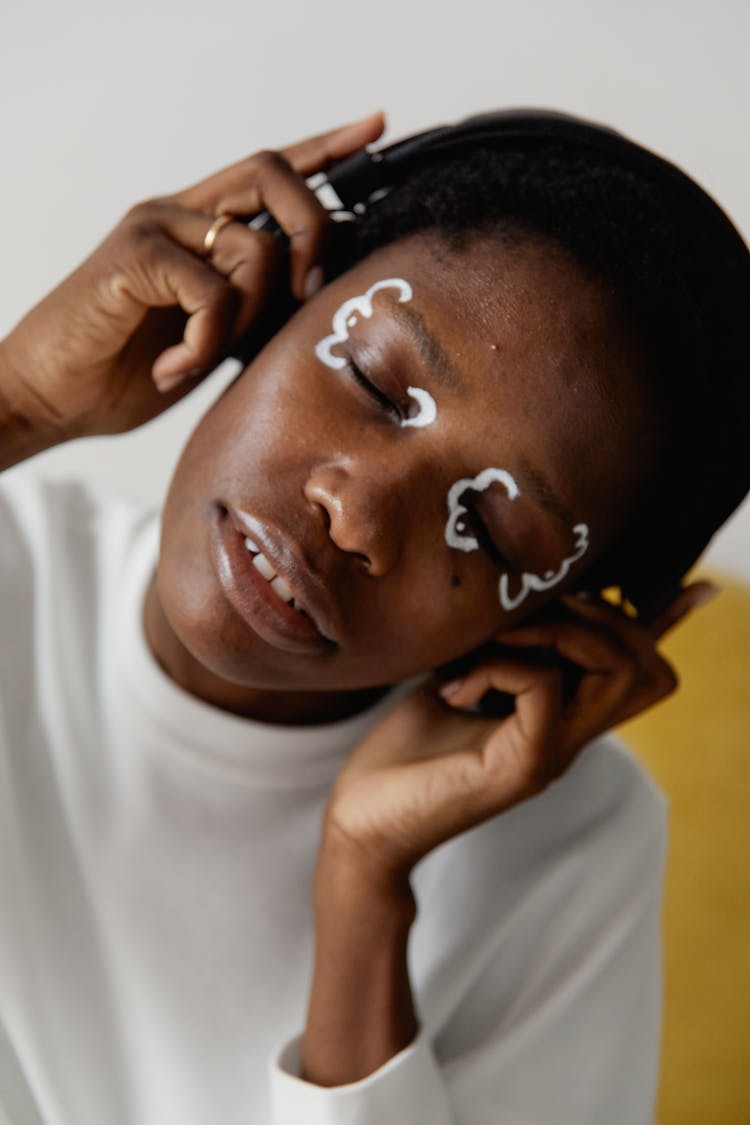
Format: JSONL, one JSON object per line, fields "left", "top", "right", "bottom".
{"left": 462, "top": 503, "right": 511, "bottom": 570}
{"left": 344, "top": 358, "right": 402, "bottom": 421}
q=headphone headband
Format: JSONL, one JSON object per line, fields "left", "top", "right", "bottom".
{"left": 322, "top": 108, "right": 749, "bottom": 271}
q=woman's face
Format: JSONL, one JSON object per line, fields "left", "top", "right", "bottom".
{"left": 157, "top": 232, "right": 652, "bottom": 693}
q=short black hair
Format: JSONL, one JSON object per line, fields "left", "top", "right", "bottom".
{"left": 349, "top": 141, "right": 750, "bottom": 618}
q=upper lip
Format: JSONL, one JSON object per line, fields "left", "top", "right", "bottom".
{"left": 225, "top": 503, "right": 340, "bottom": 644}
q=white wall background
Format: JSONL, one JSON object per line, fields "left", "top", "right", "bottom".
{"left": 2, "top": 0, "right": 748, "bottom": 579}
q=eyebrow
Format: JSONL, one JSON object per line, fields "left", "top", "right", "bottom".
{"left": 516, "top": 455, "right": 577, "bottom": 527}
{"left": 384, "top": 296, "right": 464, "bottom": 391}
{"left": 383, "top": 294, "right": 577, "bottom": 529}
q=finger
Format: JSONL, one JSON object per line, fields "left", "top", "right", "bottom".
{"left": 159, "top": 161, "right": 332, "bottom": 303}
{"left": 124, "top": 204, "right": 284, "bottom": 363}
{"left": 434, "top": 661, "right": 567, "bottom": 823}
{"left": 645, "top": 580, "right": 720, "bottom": 639}
{"left": 174, "top": 112, "right": 385, "bottom": 215}
{"left": 179, "top": 215, "right": 284, "bottom": 341}
{"left": 495, "top": 621, "right": 632, "bottom": 673}
{"left": 494, "top": 621, "right": 645, "bottom": 732}
{"left": 280, "top": 110, "right": 386, "bottom": 174}
{"left": 496, "top": 607, "right": 679, "bottom": 751}
{"left": 440, "top": 659, "right": 563, "bottom": 751}
{"left": 558, "top": 593, "right": 671, "bottom": 666}
{"left": 215, "top": 150, "right": 333, "bottom": 299}
{"left": 211, "top": 231, "right": 284, "bottom": 340}
{"left": 110, "top": 234, "right": 240, "bottom": 386}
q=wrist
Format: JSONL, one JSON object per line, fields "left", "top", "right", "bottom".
{"left": 315, "top": 819, "right": 417, "bottom": 920}
{"left": 303, "top": 825, "right": 419, "bottom": 1086}
{"left": 0, "top": 337, "right": 66, "bottom": 470}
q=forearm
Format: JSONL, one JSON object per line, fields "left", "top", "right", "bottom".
{"left": 0, "top": 338, "right": 64, "bottom": 471}
{"left": 301, "top": 832, "right": 419, "bottom": 1087}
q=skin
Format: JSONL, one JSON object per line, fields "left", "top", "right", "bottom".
{"left": 147, "top": 233, "right": 655, "bottom": 722}
{"left": 0, "top": 115, "right": 716, "bottom": 1089}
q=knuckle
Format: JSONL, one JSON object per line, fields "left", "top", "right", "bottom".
{"left": 248, "top": 148, "right": 289, "bottom": 176}
{"left": 122, "top": 198, "right": 160, "bottom": 226}
{"left": 119, "top": 211, "right": 162, "bottom": 252}
{"left": 290, "top": 219, "right": 328, "bottom": 250}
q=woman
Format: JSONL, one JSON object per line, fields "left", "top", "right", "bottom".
{"left": 1, "top": 111, "right": 747, "bottom": 1123}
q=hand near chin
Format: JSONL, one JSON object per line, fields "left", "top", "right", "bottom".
{"left": 321, "top": 580, "right": 716, "bottom": 879}
{"left": 0, "top": 113, "right": 384, "bottom": 445}
{"left": 304, "top": 580, "right": 716, "bottom": 1085}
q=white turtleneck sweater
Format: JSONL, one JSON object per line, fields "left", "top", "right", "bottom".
{"left": 0, "top": 474, "right": 666, "bottom": 1124}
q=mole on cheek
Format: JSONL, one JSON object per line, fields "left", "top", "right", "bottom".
{"left": 450, "top": 575, "right": 461, "bottom": 588}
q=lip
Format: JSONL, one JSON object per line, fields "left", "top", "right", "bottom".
{"left": 209, "top": 504, "right": 339, "bottom": 655}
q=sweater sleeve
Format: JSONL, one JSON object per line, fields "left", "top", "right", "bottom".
{"left": 267, "top": 739, "right": 667, "bottom": 1125}
{"left": 269, "top": 1032, "right": 453, "bottom": 1125}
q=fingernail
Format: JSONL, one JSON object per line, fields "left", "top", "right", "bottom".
{"left": 154, "top": 366, "right": 201, "bottom": 393}
{"left": 154, "top": 369, "right": 187, "bottom": 393}
{"left": 439, "top": 678, "right": 465, "bottom": 698}
{"left": 304, "top": 265, "right": 324, "bottom": 299}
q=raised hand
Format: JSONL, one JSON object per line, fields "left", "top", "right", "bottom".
{"left": 320, "top": 580, "right": 716, "bottom": 876}
{"left": 0, "top": 113, "right": 384, "bottom": 450}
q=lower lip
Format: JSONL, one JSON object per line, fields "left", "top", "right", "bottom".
{"left": 209, "top": 511, "right": 333, "bottom": 655}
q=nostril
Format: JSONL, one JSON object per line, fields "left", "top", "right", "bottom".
{"left": 309, "top": 497, "right": 332, "bottom": 536}
{"left": 304, "top": 468, "right": 394, "bottom": 574}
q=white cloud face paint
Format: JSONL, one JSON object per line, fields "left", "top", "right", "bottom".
{"left": 444, "top": 467, "right": 590, "bottom": 611}
{"left": 498, "top": 523, "right": 589, "bottom": 611}
{"left": 315, "top": 278, "right": 413, "bottom": 370}
{"left": 402, "top": 386, "right": 437, "bottom": 428}
{"left": 446, "top": 468, "right": 520, "bottom": 551}
{"left": 314, "top": 277, "right": 438, "bottom": 430}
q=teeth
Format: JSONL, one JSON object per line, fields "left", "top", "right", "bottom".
{"left": 252, "top": 552, "right": 276, "bottom": 581}
{"left": 270, "top": 575, "right": 294, "bottom": 603}
{"left": 245, "top": 541, "right": 305, "bottom": 616}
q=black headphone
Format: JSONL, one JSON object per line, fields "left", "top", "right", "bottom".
{"left": 233, "top": 107, "right": 749, "bottom": 363}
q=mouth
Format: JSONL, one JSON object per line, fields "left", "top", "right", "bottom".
{"left": 209, "top": 503, "right": 338, "bottom": 656}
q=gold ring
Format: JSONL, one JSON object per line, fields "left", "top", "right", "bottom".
{"left": 202, "top": 212, "right": 234, "bottom": 257}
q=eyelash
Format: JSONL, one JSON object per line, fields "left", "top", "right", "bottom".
{"left": 344, "top": 358, "right": 403, "bottom": 421}
{"left": 462, "top": 503, "right": 511, "bottom": 570}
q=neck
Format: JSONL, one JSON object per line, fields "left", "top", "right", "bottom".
{"left": 142, "top": 574, "right": 387, "bottom": 726}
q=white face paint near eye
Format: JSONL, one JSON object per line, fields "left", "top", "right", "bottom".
{"left": 445, "top": 468, "right": 521, "bottom": 551}
{"left": 444, "top": 466, "right": 590, "bottom": 610}
{"left": 315, "top": 278, "right": 413, "bottom": 370}
{"left": 402, "top": 386, "right": 437, "bottom": 428}
{"left": 315, "top": 277, "right": 438, "bottom": 430}
{"left": 498, "top": 523, "right": 590, "bottom": 611}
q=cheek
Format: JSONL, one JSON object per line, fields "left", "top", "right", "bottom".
{"left": 411, "top": 557, "right": 508, "bottom": 651}
{"left": 182, "top": 364, "right": 318, "bottom": 476}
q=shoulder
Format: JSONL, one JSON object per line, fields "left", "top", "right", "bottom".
{"left": 0, "top": 469, "right": 154, "bottom": 574}
{"left": 0, "top": 469, "right": 157, "bottom": 676}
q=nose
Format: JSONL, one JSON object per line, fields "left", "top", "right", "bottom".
{"left": 303, "top": 460, "right": 403, "bottom": 576}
